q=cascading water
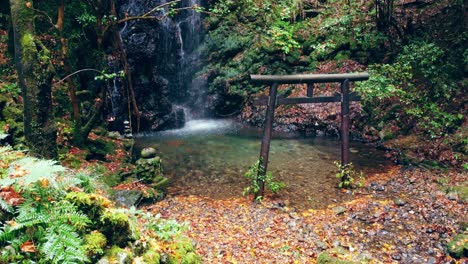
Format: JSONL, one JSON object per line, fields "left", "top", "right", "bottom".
{"left": 118, "top": 0, "right": 207, "bottom": 131}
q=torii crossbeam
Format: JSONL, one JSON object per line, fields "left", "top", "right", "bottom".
{"left": 250, "top": 73, "right": 369, "bottom": 199}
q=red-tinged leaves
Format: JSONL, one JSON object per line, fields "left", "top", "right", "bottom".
{"left": 0, "top": 186, "right": 24, "bottom": 206}
{"left": 20, "top": 241, "right": 37, "bottom": 253}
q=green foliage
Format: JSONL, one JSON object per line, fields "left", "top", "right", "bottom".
{"left": 243, "top": 160, "right": 285, "bottom": 199}
{"left": 76, "top": 13, "right": 97, "bottom": 28}
{"left": 356, "top": 39, "right": 463, "bottom": 139}
{"left": 334, "top": 162, "right": 364, "bottom": 189}
{"left": 0, "top": 83, "right": 20, "bottom": 98}
{"left": 94, "top": 70, "right": 125, "bottom": 81}
{"left": 142, "top": 213, "right": 187, "bottom": 242}
{"left": 268, "top": 21, "right": 300, "bottom": 54}
{"left": 2, "top": 157, "right": 68, "bottom": 191}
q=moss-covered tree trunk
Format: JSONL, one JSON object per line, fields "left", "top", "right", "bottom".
{"left": 10, "top": 0, "right": 57, "bottom": 158}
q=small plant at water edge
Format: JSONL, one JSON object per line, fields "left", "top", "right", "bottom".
{"left": 243, "top": 159, "right": 285, "bottom": 200}
{"left": 334, "top": 161, "right": 365, "bottom": 189}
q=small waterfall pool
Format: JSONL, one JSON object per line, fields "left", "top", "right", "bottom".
{"left": 134, "top": 119, "right": 393, "bottom": 210}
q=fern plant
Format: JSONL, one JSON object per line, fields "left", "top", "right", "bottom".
{"left": 0, "top": 156, "right": 91, "bottom": 263}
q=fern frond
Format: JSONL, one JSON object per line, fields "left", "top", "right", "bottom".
{"left": 42, "top": 224, "right": 88, "bottom": 264}
{"left": 0, "top": 196, "right": 13, "bottom": 213}
{"left": 51, "top": 201, "right": 91, "bottom": 230}
{"left": 3, "top": 157, "right": 67, "bottom": 190}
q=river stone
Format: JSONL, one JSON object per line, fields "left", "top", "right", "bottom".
{"left": 108, "top": 131, "right": 121, "bottom": 139}
{"left": 97, "top": 257, "right": 110, "bottom": 264}
{"left": 446, "top": 191, "right": 458, "bottom": 201}
{"left": 141, "top": 147, "right": 157, "bottom": 158}
{"left": 332, "top": 206, "right": 346, "bottom": 215}
{"left": 394, "top": 197, "right": 406, "bottom": 206}
{"left": 113, "top": 189, "right": 143, "bottom": 207}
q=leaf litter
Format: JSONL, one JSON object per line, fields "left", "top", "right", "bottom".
{"left": 147, "top": 166, "right": 467, "bottom": 263}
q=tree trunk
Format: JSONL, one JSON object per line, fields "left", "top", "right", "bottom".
{"left": 10, "top": 0, "right": 57, "bottom": 159}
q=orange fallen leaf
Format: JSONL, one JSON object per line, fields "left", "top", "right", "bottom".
{"left": 20, "top": 240, "right": 37, "bottom": 253}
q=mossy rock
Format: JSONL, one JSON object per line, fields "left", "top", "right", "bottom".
{"left": 141, "top": 147, "right": 157, "bottom": 158}
{"left": 317, "top": 247, "right": 373, "bottom": 264}
{"left": 65, "top": 192, "right": 110, "bottom": 219}
{"left": 166, "top": 238, "right": 201, "bottom": 264}
{"left": 104, "top": 246, "right": 133, "bottom": 264}
{"left": 83, "top": 231, "right": 107, "bottom": 260}
{"left": 452, "top": 184, "right": 468, "bottom": 202}
{"left": 317, "top": 252, "right": 357, "bottom": 264}
{"left": 142, "top": 249, "right": 160, "bottom": 264}
{"left": 87, "top": 138, "right": 116, "bottom": 160}
{"left": 447, "top": 233, "right": 468, "bottom": 258}
{"left": 100, "top": 209, "right": 133, "bottom": 246}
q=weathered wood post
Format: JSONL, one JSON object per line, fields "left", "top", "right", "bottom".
{"left": 340, "top": 79, "right": 350, "bottom": 181}
{"left": 257, "top": 83, "right": 279, "bottom": 199}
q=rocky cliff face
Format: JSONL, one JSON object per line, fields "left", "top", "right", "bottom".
{"left": 117, "top": 0, "right": 205, "bottom": 131}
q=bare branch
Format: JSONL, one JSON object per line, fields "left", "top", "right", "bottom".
{"left": 56, "top": 69, "right": 103, "bottom": 84}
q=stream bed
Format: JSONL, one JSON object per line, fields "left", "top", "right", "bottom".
{"left": 135, "top": 119, "right": 393, "bottom": 210}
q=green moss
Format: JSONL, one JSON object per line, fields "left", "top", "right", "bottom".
{"left": 101, "top": 210, "right": 130, "bottom": 227}
{"left": 181, "top": 252, "right": 201, "bottom": 264}
{"left": 166, "top": 238, "right": 201, "bottom": 264}
{"left": 317, "top": 251, "right": 357, "bottom": 264}
{"left": 100, "top": 209, "right": 133, "bottom": 246}
{"left": 83, "top": 231, "right": 107, "bottom": 259}
{"left": 453, "top": 184, "right": 468, "bottom": 202}
{"left": 65, "top": 192, "right": 109, "bottom": 218}
{"left": 447, "top": 233, "right": 468, "bottom": 258}
{"left": 105, "top": 246, "right": 133, "bottom": 263}
{"left": 20, "top": 33, "right": 36, "bottom": 63}
{"left": 142, "top": 249, "right": 160, "bottom": 264}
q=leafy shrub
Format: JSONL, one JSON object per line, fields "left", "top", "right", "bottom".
{"left": 356, "top": 40, "right": 463, "bottom": 139}
{"left": 243, "top": 159, "right": 285, "bottom": 200}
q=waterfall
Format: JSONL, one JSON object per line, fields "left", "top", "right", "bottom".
{"left": 118, "top": 0, "right": 206, "bottom": 131}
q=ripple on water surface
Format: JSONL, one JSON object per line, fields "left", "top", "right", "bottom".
{"left": 135, "top": 119, "right": 393, "bottom": 210}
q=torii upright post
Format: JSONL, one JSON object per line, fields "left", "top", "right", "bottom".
{"left": 340, "top": 79, "right": 350, "bottom": 182}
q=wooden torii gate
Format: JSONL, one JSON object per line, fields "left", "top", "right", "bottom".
{"left": 250, "top": 73, "right": 369, "bottom": 199}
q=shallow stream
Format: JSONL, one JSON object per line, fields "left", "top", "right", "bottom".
{"left": 135, "top": 119, "right": 393, "bottom": 210}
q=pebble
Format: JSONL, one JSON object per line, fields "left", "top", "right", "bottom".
{"left": 394, "top": 197, "right": 406, "bottom": 206}
{"left": 332, "top": 206, "right": 346, "bottom": 215}
{"left": 392, "top": 254, "right": 402, "bottom": 260}
{"left": 446, "top": 192, "right": 458, "bottom": 201}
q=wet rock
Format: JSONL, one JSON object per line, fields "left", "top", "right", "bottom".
{"left": 141, "top": 147, "right": 157, "bottom": 158}
{"left": 316, "top": 241, "right": 329, "bottom": 250}
{"left": 394, "top": 197, "right": 406, "bottom": 206}
{"left": 332, "top": 206, "right": 346, "bottom": 215}
{"left": 446, "top": 192, "right": 458, "bottom": 201}
{"left": 108, "top": 131, "right": 121, "bottom": 139}
{"left": 97, "top": 257, "right": 110, "bottom": 264}
{"left": 370, "top": 183, "right": 385, "bottom": 191}
{"left": 113, "top": 189, "right": 143, "bottom": 207}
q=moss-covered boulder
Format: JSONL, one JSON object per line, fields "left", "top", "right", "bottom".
{"left": 447, "top": 233, "right": 468, "bottom": 258}
{"left": 142, "top": 249, "right": 161, "bottom": 263}
{"left": 165, "top": 238, "right": 201, "bottom": 264}
{"left": 100, "top": 209, "right": 133, "bottom": 246}
{"left": 83, "top": 231, "right": 107, "bottom": 260}
{"left": 317, "top": 251, "right": 357, "bottom": 264}
{"left": 103, "top": 246, "right": 133, "bottom": 264}
{"left": 141, "top": 147, "right": 157, "bottom": 159}
{"left": 65, "top": 191, "right": 111, "bottom": 220}
{"left": 87, "top": 137, "right": 116, "bottom": 160}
